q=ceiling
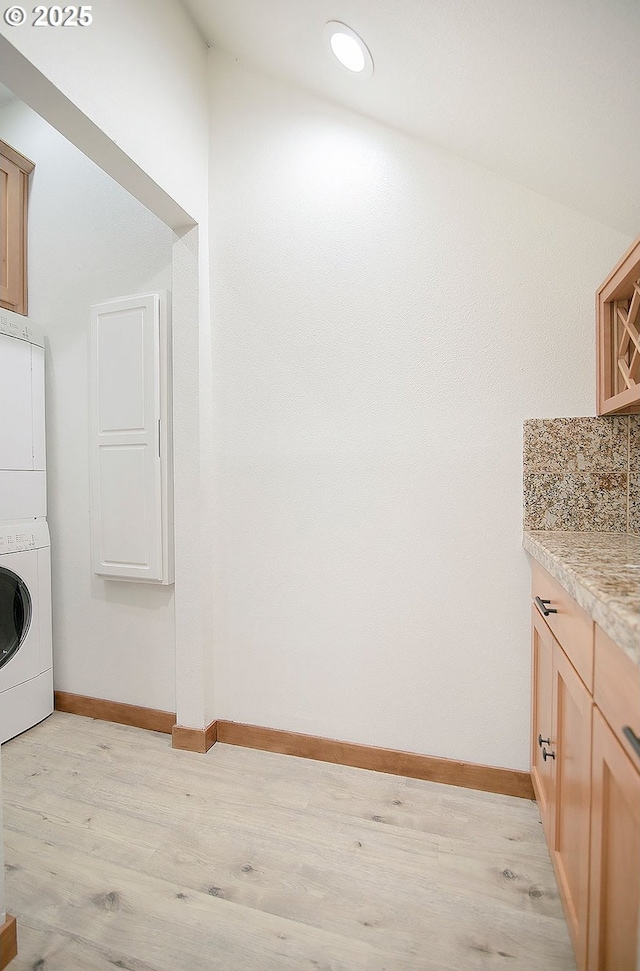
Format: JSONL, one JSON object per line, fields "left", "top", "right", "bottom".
{"left": 184, "top": 0, "right": 640, "bottom": 236}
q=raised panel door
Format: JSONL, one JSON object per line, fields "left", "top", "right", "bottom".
{"left": 531, "top": 604, "right": 555, "bottom": 840}
{"left": 0, "top": 142, "right": 33, "bottom": 316}
{"left": 0, "top": 153, "right": 24, "bottom": 313}
{"left": 90, "top": 294, "right": 162, "bottom": 581}
{"left": 552, "top": 642, "right": 593, "bottom": 971}
{"left": 90, "top": 291, "right": 173, "bottom": 584}
{"left": 587, "top": 708, "right": 640, "bottom": 971}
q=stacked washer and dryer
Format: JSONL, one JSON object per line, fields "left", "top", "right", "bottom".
{"left": 0, "top": 308, "right": 53, "bottom": 744}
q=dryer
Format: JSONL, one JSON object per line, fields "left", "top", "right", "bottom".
{"left": 0, "top": 307, "right": 46, "bottom": 520}
{"left": 0, "top": 519, "right": 53, "bottom": 743}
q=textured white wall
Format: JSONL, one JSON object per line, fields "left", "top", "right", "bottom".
{"left": 209, "top": 55, "right": 632, "bottom": 770}
{"left": 0, "top": 100, "right": 176, "bottom": 712}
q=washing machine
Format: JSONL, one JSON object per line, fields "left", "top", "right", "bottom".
{"left": 0, "top": 519, "right": 53, "bottom": 743}
{"left": 0, "top": 308, "right": 46, "bottom": 520}
{"left": 0, "top": 308, "right": 52, "bottom": 741}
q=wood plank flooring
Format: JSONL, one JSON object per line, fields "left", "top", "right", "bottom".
{"left": 1, "top": 712, "right": 575, "bottom": 970}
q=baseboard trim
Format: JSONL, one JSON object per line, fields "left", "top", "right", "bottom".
{"left": 215, "top": 721, "right": 535, "bottom": 800}
{"left": 54, "top": 692, "right": 176, "bottom": 735}
{"left": 171, "top": 719, "right": 218, "bottom": 753}
{"left": 0, "top": 914, "right": 17, "bottom": 969}
{"left": 55, "top": 696, "right": 533, "bottom": 799}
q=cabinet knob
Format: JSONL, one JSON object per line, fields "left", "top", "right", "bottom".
{"left": 542, "top": 747, "right": 556, "bottom": 761}
{"left": 535, "top": 596, "right": 558, "bottom": 617}
{"left": 538, "top": 734, "right": 550, "bottom": 748}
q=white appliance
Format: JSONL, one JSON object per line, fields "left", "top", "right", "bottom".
{"left": 0, "top": 308, "right": 46, "bottom": 520}
{"left": 0, "top": 519, "right": 53, "bottom": 743}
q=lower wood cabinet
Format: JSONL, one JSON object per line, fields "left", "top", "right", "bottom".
{"left": 531, "top": 604, "right": 592, "bottom": 968}
{"left": 552, "top": 640, "right": 592, "bottom": 970}
{"left": 588, "top": 708, "right": 640, "bottom": 970}
{"left": 531, "top": 605, "right": 555, "bottom": 835}
{"left": 530, "top": 564, "right": 640, "bottom": 971}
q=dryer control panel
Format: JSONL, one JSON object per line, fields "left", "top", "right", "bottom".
{"left": 0, "top": 308, "right": 44, "bottom": 347}
{"left": 0, "top": 519, "right": 50, "bottom": 552}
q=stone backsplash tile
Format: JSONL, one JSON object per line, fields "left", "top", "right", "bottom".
{"left": 523, "top": 417, "right": 628, "bottom": 473}
{"left": 631, "top": 417, "right": 640, "bottom": 533}
{"left": 524, "top": 472, "right": 628, "bottom": 531}
{"left": 629, "top": 474, "right": 640, "bottom": 535}
{"left": 630, "top": 416, "right": 640, "bottom": 472}
{"left": 523, "top": 416, "right": 635, "bottom": 532}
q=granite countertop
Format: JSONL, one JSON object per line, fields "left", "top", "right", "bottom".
{"left": 523, "top": 530, "right": 640, "bottom": 665}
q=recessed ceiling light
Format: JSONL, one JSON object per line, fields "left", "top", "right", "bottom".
{"left": 324, "top": 22, "right": 374, "bottom": 78}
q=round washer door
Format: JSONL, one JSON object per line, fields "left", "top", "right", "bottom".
{"left": 0, "top": 566, "right": 32, "bottom": 670}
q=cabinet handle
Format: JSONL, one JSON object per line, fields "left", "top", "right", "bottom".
{"left": 538, "top": 734, "right": 550, "bottom": 748}
{"left": 535, "top": 597, "right": 557, "bottom": 617}
{"left": 623, "top": 726, "right": 640, "bottom": 761}
{"left": 542, "top": 747, "right": 556, "bottom": 761}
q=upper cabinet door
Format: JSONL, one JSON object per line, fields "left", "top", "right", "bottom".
{"left": 90, "top": 291, "right": 173, "bottom": 584}
{"left": 0, "top": 140, "right": 35, "bottom": 317}
{"left": 596, "top": 235, "right": 640, "bottom": 415}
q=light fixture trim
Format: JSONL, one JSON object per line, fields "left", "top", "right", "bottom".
{"left": 324, "top": 21, "right": 374, "bottom": 78}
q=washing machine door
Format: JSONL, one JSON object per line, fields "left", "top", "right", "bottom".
{"left": 0, "top": 566, "right": 32, "bottom": 670}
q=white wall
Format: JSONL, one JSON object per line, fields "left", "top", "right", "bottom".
{"left": 0, "top": 0, "right": 217, "bottom": 728}
{"left": 209, "top": 54, "right": 632, "bottom": 770}
{"left": 0, "top": 2, "right": 216, "bottom": 729}
{"left": 0, "top": 0, "right": 209, "bottom": 225}
{"left": 0, "top": 99, "right": 176, "bottom": 712}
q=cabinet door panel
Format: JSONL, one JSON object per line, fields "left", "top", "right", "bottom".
{"left": 90, "top": 295, "right": 161, "bottom": 580}
{"left": 552, "top": 643, "right": 593, "bottom": 971}
{"left": 593, "top": 624, "right": 640, "bottom": 767}
{"left": 588, "top": 708, "right": 640, "bottom": 971}
{"left": 0, "top": 146, "right": 30, "bottom": 316}
{"left": 0, "top": 154, "right": 23, "bottom": 311}
{"left": 531, "top": 605, "right": 555, "bottom": 839}
{"left": 90, "top": 291, "right": 173, "bottom": 584}
{"left": 531, "top": 561, "right": 594, "bottom": 690}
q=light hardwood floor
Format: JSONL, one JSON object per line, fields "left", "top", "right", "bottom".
{"left": 2, "top": 712, "right": 575, "bottom": 970}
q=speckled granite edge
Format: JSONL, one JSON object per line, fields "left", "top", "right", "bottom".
{"left": 523, "top": 531, "right": 640, "bottom": 666}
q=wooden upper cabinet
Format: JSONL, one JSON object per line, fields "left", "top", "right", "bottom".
{"left": 596, "top": 235, "right": 640, "bottom": 415}
{"left": 0, "top": 139, "right": 34, "bottom": 317}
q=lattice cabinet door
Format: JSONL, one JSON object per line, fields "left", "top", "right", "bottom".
{"left": 597, "top": 236, "right": 640, "bottom": 415}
